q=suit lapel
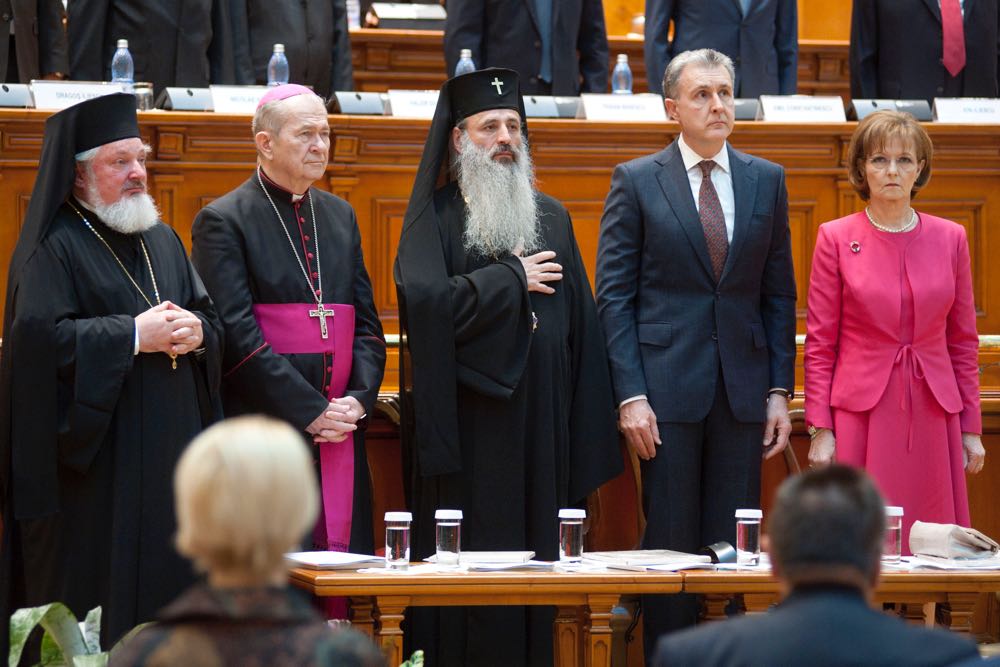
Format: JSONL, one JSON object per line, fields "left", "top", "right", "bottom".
{"left": 922, "top": 0, "right": 941, "bottom": 23}
{"left": 523, "top": 0, "right": 541, "bottom": 33}
{"left": 722, "top": 146, "right": 757, "bottom": 283}
{"left": 654, "top": 141, "right": 715, "bottom": 280}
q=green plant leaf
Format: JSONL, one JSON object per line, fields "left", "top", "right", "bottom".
{"left": 9, "top": 604, "right": 60, "bottom": 667}
{"left": 80, "top": 609, "right": 102, "bottom": 655}
{"left": 37, "top": 604, "right": 88, "bottom": 660}
{"left": 71, "top": 655, "right": 108, "bottom": 667}
{"left": 40, "top": 630, "right": 68, "bottom": 665}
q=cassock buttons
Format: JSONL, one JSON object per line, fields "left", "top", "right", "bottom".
{"left": 299, "top": 218, "right": 305, "bottom": 223}
{"left": 304, "top": 234, "right": 311, "bottom": 241}
{"left": 327, "top": 366, "right": 333, "bottom": 373}
{"left": 312, "top": 272, "right": 319, "bottom": 279}
{"left": 307, "top": 252, "right": 314, "bottom": 259}
{"left": 324, "top": 385, "right": 330, "bottom": 392}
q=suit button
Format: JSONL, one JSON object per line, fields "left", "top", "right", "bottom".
{"left": 714, "top": 291, "right": 721, "bottom": 299}
{"left": 711, "top": 331, "right": 718, "bottom": 341}
{"left": 534, "top": 40, "right": 541, "bottom": 48}
{"left": 1, "top": 13, "right": 10, "bottom": 21}
{"left": 937, "top": 86, "right": 944, "bottom": 93}
{"left": 530, "top": 76, "right": 538, "bottom": 84}
{"left": 734, "top": 56, "right": 741, "bottom": 65}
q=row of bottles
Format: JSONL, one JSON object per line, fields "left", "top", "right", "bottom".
{"left": 111, "top": 40, "right": 633, "bottom": 93}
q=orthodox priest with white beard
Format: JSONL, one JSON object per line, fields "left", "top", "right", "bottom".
{"left": 0, "top": 94, "right": 222, "bottom": 656}
{"left": 394, "top": 68, "right": 621, "bottom": 666}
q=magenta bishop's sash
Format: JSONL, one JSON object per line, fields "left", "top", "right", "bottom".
{"left": 252, "top": 302, "right": 355, "bottom": 554}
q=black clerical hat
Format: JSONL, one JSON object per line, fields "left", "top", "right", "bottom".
{"left": 70, "top": 93, "right": 141, "bottom": 154}
{"left": 449, "top": 68, "right": 521, "bottom": 123}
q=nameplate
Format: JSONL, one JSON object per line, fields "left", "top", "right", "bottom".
{"left": 371, "top": 2, "right": 446, "bottom": 29}
{"left": 933, "top": 97, "right": 1000, "bottom": 123}
{"left": 849, "top": 99, "right": 932, "bottom": 121}
{"left": 758, "top": 95, "right": 846, "bottom": 122}
{"left": 578, "top": 93, "right": 666, "bottom": 121}
{"left": 156, "top": 87, "right": 213, "bottom": 111}
{"left": 386, "top": 90, "right": 439, "bottom": 118}
{"left": 0, "top": 83, "right": 33, "bottom": 108}
{"left": 330, "top": 91, "right": 387, "bottom": 115}
{"left": 209, "top": 85, "right": 269, "bottom": 114}
{"left": 31, "top": 81, "right": 130, "bottom": 110}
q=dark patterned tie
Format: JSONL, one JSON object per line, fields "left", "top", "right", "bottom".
{"left": 698, "top": 160, "right": 728, "bottom": 280}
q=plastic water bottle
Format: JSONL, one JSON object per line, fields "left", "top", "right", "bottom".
{"left": 110, "top": 39, "right": 134, "bottom": 91}
{"left": 611, "top": 53, "right": 633, "bottom": 94}
{"left": 267, "top": 44, "right": 289, "bottom": 86}
{"left": 346, "top": 0, "right": 361, "bottom": 28}
{"left": 455, "top": 49, "right": 476, "bottom": 77}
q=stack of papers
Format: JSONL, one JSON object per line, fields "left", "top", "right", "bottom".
{"left": 583, "top": 549, "right": 713, "bottom": 572}
{"left": 424, "top": 551, "right": 551, "bottom": 570}
{"left": 907, "top": 554, "right": 1000, "bottom": 570}
{"left": 285, "top": 551, "right": 383, "bottom": 570}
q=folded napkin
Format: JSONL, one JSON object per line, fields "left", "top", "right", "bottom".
{"left": 909, "top": 521, "right": 1000, "bottom": 559}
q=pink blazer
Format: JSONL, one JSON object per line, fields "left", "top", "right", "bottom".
{"left": 804, "top": 211, "right": 981, "bottom": 433}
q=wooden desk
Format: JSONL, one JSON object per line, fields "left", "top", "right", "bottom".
{"left": 289, "top": 567, "right": 683, "bottom": 666}
{"left": 682, "top": 570, "right": 1000, "bottom": 635}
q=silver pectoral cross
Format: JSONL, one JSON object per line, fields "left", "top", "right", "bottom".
{"left": 492, "top": 77, "right": 504, "bottom": 94}
{"left": 309, "top": 303, "right": 336, "bottom": 339}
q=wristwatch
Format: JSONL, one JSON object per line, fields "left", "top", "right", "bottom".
{"left": 807, "top": 425, "right": 825, "bottom": 439}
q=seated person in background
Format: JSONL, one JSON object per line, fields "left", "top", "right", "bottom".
{"left": 653, "top": 465, "right": 980, "bottom": 667}
{"left": 110, "top": 415, "right": 385, "bottom": 667}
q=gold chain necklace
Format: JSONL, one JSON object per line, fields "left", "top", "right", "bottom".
{"left": 67, "top": 200, "right": 177, "bottom": 369}
{"left": 865, "top": 206, "right": 918, "bottom": 233}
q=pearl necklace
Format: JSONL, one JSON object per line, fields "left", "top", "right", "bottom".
{"left": 865, "top": 206, "right": 917, "bottom": 233}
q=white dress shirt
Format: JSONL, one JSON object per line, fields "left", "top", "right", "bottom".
{"left": 677, "top": 134, "right": 735, "bottom": 243}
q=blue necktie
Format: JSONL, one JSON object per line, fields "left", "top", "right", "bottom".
{"left": 535, "top": 0, "right": 552, "bottom": 83}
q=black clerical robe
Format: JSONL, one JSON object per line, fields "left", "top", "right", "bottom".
{"left": 191, "top": 174, "right": 385, "bottom": 554}
{"left": 404, "top": 183, "right": 621, "bottom": 666}
{"left": 230, "top": 0, "right": 353, "bottom": 97}
{"left": 0, "top": 203, "right": 222, "bottom": 647}
{"left": 67, "top": 0, "right": 235, "bottom": 93}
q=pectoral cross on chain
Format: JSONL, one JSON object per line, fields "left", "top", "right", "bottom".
{"left": 309, "top": 303, "right": 336, "bottom": 339}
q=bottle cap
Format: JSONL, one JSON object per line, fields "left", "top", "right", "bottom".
{"left": 558, "top": 508, "right": 586, "bottom": 519}
{"left": 117, "top": 39, "right": 129, "bottom": 49}
{"left": 735, "top": 508, "right": 763, "bottom": 519}
{"left": 273, "top": 43, "right": 285, "bottom": 53}
{"left": 435, "top": 509, "right": 463, "bottom": 520}
{"left": 460, "top": 48, "right": 472, "bottom": 58}
{"left": 384, "top": 511, "right": 412, "bottom": 522}
{"left": 885, "top": 506, "right": 904, "bottom": 517}
{"left": 617, "top": 53, "right": 628, "bottom": 63}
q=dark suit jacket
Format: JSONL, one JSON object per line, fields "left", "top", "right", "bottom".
{"left": 851, "top": 0, "right": 1000, "bottom": 102}
{"left": 0, "top": 0, "right": 67, "bottom": 82}
{"left": 231, "top": 0, "right": 354, "bottom": 97}
{"left": 654, "top": 586, "right": 980, "bottom": 667}
{"left": 68, "top": 0, "right": 236, "bottom": 93}
{"left": 444, "top": 0, "right": 608, "bottom": 95}
{"left": 644, "top": 0, "right": 798, "bottom": 96}
{"left": 595, "top": 139, "right": 796, "bottom": 425}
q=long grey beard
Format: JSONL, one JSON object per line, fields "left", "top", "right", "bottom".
{"left": 455, "top": 132, "right": 541, "bottom": 258}
{"left": 86, "top": 180, "right": 160, "bottom": 234}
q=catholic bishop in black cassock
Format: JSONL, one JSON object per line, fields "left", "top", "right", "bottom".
{"left": 394, "top": 69, "right": 622, "bottom": 666}
{"left": 0, "top": 94, "right": 223, "bottom": 655}
{"left": 192, "top": 85, "right": 385, "bottom": 569}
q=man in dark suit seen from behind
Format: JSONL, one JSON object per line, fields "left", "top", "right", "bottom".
{"left": 596, "top": 47, "right": 797, "bottom": 660}
{"left": 654, "top": 465, "right": 981, "bottom": 667}
{"left": 444, "top": 0, "right": 608, "bottom": 94}
{"left": 643, "top": 0, "right": 798, "bottom": 97}
{"left": 851, "top": 0, "right": 999, "bottom": 103}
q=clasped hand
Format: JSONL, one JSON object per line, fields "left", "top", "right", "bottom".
{"left": 307, "top": 396, "right": 365, "bottom": 444}
{"left": 135, "top": 301, "right": 203, "bottom": 356}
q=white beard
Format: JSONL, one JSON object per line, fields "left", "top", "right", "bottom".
{"left": 86, "top": 180, "right": 160, "bottom": 234}
{"left": 454, "top": 131, "right": 541, "bottom": 258}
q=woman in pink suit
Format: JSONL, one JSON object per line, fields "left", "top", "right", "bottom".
{"left": 804, "top": 111, "right": 985, "bottom": 554}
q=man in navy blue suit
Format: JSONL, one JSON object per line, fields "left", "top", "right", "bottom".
{"left": 596, "top": 47, "right": 797, "bottom": 657}
{"left": 654, "top": 465, "right": 981, "bottom": 667}
{"left": 644, "top": 0, "right": 798, "bottom": 97}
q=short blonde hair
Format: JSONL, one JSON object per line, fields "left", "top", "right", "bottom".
{"left": 847, "top": 110, "right": 933, "bottom": 201}
{"left": 174, "top": 415, "right": 318, "bottom": 582}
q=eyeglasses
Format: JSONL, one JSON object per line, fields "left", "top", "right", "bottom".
{"left": 866, "top": 155, "right": 919, "bottom": 172}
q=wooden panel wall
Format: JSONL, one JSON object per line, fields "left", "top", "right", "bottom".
{"left": 798, "top": 0, "right": 853, "bottom": 41}
{"left": 350, "top": 28, "right": 851, "bottom": 99}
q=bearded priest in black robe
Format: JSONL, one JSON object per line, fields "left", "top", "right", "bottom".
{"left": 0, "top": 94, "right": 223, "bottom": 656}
{"left": 394, "top": 68, "right": 622, "bottom": 666}
{"left": 191, "top": 85, "right": 386, "bottom": 575}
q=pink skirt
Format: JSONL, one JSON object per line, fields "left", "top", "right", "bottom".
{"left": 834, "top": 362, "right": 970, "bottom": 556}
